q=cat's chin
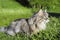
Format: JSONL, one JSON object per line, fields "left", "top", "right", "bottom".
{"left": 38, "top": 19, "right": 49, "bottom": 31}
{"left": 46, "top": 19, "right": 49, "bottom": 23}
{"left": 44, "top": 19, "right": 49, "bottom": 24}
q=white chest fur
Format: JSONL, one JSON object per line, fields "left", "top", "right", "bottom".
{"left": 37, "top": 22, "right": 46, "bottom": 31}
{"left": 37, "top": 19, "right": 49, "bottom": 31}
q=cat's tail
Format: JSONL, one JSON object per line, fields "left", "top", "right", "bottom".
{"left": 0, "top": 26, "right": 7, "bottom": 32}
{"left": 0, "top": 26, "right": 16, "bottom": 36}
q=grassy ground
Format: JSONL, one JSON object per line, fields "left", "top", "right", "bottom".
{"left": 0, "top": 0, "right": 60, "bottom": 40}
{"left": 0, "top": 0, "right": 33, "bottom": 26}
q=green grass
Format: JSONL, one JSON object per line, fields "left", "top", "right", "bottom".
{"left": 0, "top": 0, "right": 33, "bottom": 26}
{"left": 0, "top": 8, "right": 33, "bottom": 26}
{"left": 0, "top": 17, "right": 60, "bottom": 40}
{"left": 0, "top": 0, "right": 60, "bottom": 40}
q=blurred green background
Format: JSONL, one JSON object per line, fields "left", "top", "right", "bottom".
{"left": 0, "top": 0, "right": 60, "bottom": 40}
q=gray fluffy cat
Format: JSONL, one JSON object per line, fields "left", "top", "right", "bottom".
{"left": 0, "top": 9, "right": 49, "bottom": 36}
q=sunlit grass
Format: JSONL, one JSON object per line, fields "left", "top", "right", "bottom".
{"left": 0, "top": 16, "right": 60, "bottom": 40}
{"left": 0, "top": 0, "right": 60, "bottom": 40}
{"left": 0, "top": 8, "right": 32, "bottom": 26}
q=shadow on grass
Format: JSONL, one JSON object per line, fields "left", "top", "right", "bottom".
{"left": 48, "top": 12, "right": 60, "bottom": 18}
{"left": 15, "top": 0, "right": 31, "bottom": 8}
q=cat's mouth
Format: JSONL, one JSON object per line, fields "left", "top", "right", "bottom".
{"left": 46, "top": 19, "right": 49, "bottom": 23}
{"left": 43, "top": 19, "right": 49, "bottom": 24}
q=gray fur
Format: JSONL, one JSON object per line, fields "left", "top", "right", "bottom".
{"left": 0, "top": 9, "right": 49, "bottom": 36}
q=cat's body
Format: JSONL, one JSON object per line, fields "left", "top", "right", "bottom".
{"left": 0, "top": 9, "right": 49, "bottom": 36}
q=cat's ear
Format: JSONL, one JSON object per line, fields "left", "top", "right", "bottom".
{"left": 44, "top": 9, "right": 48, "bottom": 14}
{"left": 44, "top": 9, "right": 48, "bottom": 17}
{"left": 38, "top": 9, "right": 43, "bottom": 13}
{"left": 44, "top": 9, "right": 47, "bottom": 12}
{"left": 37, "top": 9, "right": 44, "bottom": 16}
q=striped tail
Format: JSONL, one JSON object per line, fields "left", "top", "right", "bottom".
{"left": 0, "top": 26, "right": 30, "bottom": 36}
{"left": 0, "top": 26, "right": 7, "bottom": 32}
{"left": 0, "top": 26, "right": 16, "bottom": 36}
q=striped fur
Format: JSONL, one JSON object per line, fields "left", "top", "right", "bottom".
{"left": 0, "top": 9, "right": 49, "bottom": 36}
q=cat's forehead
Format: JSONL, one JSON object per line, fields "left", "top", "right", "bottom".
{"left": 37, "top": 9, "right": 48, "bottom": 16}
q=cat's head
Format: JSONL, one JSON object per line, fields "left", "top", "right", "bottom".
{"left": 36, "top": 9, "right": 49, "bottom": 24}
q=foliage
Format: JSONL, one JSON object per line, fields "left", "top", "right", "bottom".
{"left": 29, "top": 0, "right": 60, "bottom": 12}
{"left": 0, "top": 0, "right": 60, "bottom": 40}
